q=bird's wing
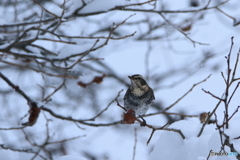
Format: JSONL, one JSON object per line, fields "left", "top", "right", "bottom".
{"left": 124, "top": 88, "right": 131, "bottom": 101}
{"left": 145, "top": 88, "right": 155, "bottom": 104}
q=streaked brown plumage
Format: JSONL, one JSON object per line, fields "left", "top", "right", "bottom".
{"left": 124, "top": 74, "right": 155, "bottom": 116}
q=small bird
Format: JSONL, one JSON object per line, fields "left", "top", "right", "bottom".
{"left": 124, "top": 74, "right": 155, "bottom": 117}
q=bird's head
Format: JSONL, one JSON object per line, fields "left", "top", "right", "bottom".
{"left": 128, "top": 74, "right": 148, "bottom": 89}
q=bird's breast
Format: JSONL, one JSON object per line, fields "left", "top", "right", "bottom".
{"left": 131, "top": 88, "right": 146, "bottom": 96}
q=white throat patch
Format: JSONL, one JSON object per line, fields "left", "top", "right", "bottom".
{"left": 132, "top": 85, "right": 148, "bottom": 96}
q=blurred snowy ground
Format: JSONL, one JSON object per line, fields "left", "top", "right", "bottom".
{"left": 0, "top": 0, "right": 240, "bottom": 160}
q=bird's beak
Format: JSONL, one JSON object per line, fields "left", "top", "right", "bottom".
{"left": 128, "top": 76, "right": 132, "bottom": 80}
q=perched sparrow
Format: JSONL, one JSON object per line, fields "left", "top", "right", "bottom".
{"left": 124, "top": 74, "right": 155, "bottom": 116}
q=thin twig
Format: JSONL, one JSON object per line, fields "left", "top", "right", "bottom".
{"left": 221, "top": 71, "right": 227, "bottom": 84}
{"left": 218, "top": 106, "right": 240, "bottom": 129}
{"left": 198, "top": 100, "right": 222, "bottom": 137}
{"left": 47, "top": 135, "right": 86, "bottom": 145}
{"left": 213, "top": 113, "right": 225, "bottom": 152}
{"left": 42, "top": 81, "right": 65, "bottom": 102}
{"left": 202, "top": 89, "right": 224, "bottom": 101}
{"left": 41, "top": 107, "right": 123, "bottom": 126}
{"left": 146, "top": 129, "right": 156, "bottom": 145}
{"left": 115, "top": 98, "right": 127, "bottom": 111}
{"left": 0, "top": 72, "right": 32, "bottom": 103}
{"left": 0, "top": 60, "right": 78, "bottom": 79}
{"left": 143, "top": 112, "right": 198, "bottom": 118}
{"left": 158, "top": 12, "right": 209, "bottom": 47}
{"left": 146, "top": 121, "right": 170, "bottom": 145}
{"left": 88, "top": 89, "right": 123, "bottom": 121}
{"left": 228, "top": 82, "right": 240, "bottom": 104}
{"left": 224, "top": 36, "right": 234, "bottom": 128}
{"left": 164, "top": 74, "right": 211, "bottom": 111}
{"left": 0, "top": 126, "right": 26, "bottom": 130}
{"left": 116, "top": 98, "right": 185, "bottom": 142}
{"left": 132, "top": 128, "right": 137, "bottom": 160}
{"left": 206, "top": 150, "right": 213, "bottom": 160}
{"left": 0, "top": 145, "right": 47, "bottom": 160}
{"left": 32, "top": 0, "right": 60, "bottom": 18}
{"left": 231, "top": 52, "right": 239, "bottom": 82}
{"left": 216, "top": 7, "right": 236, "bottom": 22}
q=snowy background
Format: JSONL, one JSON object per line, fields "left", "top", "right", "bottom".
{"left": 0, "top": 0, "right": 240, "bottom": 160}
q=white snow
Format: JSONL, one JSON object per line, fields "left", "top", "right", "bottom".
{"left": 58, "top": 155, "right": 87, "bottom": 160}
{"left": 43, "top": 2, "right": 63, "bottom": 17}
{"left": 79, "top": 0, "right": 127, "bottom": 14}
{"left": 1, "top": 0, "right": 240, "bottom": 160}
{"left": 149, "top": 120, "right": 238, "bottom": 160}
